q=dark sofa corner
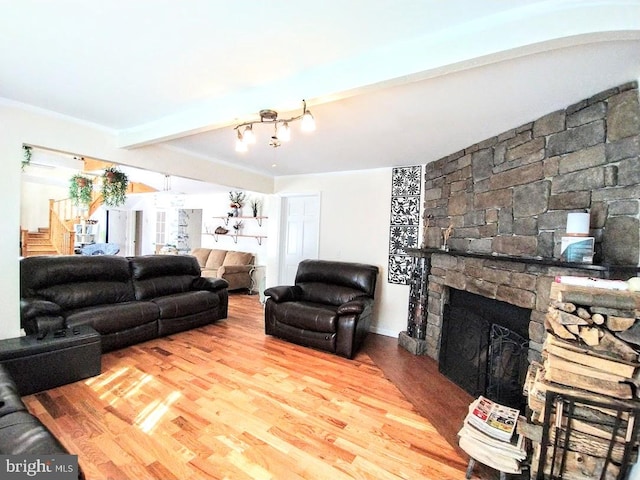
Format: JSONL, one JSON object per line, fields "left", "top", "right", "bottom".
{"left": 0, "top": 363, "right": 85, "bottom": 478}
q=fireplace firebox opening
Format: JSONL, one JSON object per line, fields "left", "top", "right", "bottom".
{"left": 439, "top": 288, "right": 530, "bottom": 412}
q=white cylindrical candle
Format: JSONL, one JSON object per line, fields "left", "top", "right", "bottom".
{"left": 566, "top": 212, "right": 590, "bottom": 236}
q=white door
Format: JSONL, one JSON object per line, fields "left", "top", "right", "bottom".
{"left": 279, "top": 195, "right": 320, "bottom": 285}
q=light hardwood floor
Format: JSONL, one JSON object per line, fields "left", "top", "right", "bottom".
{"left": 23, "top": 294, "right": 488, "bottom": 480}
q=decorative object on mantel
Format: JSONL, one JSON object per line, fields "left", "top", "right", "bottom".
{"left": 560, "top": 211, "right": 594, "bottom": 264}
{"left": 233, "top": 100, "right": 315, "bottom": 152}
{"left": 441, "top": 223, "right": 453, "bottom": 251}
{"left": 69, "top": 174, "right": 94, "bottom": 206}
{"left": 388, "top": 165, "right": 422, "bottom": 285}
{"left": 232, "top": 220, "right": 243, "bottom": 232}
{"left": 215, "top": 226, "right": 229, "bottom": 235}
{"left": 229, "top": 191, "right": 246, "bottom": 217}
{"left": 101, "top": 166, "right": 129, "bottom": 207}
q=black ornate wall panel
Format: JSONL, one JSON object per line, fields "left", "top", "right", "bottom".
{"left": 388, "top": 166, "right": 422, "bottom": 284}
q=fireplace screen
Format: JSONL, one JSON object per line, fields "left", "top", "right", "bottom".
{"left": 439, "top": 289, "right": 530, "bottom": 412}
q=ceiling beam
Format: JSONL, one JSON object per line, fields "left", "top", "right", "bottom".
{"left": 115, "top": 1, "right": 640, "bottom": 150}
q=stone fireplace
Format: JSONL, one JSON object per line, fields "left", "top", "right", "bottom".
{"left": 399, "top": 82, "right": 640, "bottom": 400}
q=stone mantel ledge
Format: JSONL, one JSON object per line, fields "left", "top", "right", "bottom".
{"left": 405, "top": 248, "right": 640, "bottom": 279}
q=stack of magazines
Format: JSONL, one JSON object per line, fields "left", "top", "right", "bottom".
{"left": 458, "top": 396, "right": 527, "bottom": 474}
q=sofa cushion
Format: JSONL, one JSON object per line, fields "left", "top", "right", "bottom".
{"left": 65, "top": 301, "right": 159, "bottom": 334}
{"left": 272, "top": 301, "right": 338, "bottom": 333}
{"left": 223, "top": 251, "right": 254, "bottom": 266}
{"left": 21, "top": 255, "right": 132, "bottom": 294}
{"left": 190, "top": 248, "right": 211, "bottom": 268}
{"left": 21, "top": 256, "right": 135, "bottom": 309}
{"left": 40, "top": 281, "right": 136, "bottom": 310}
{"left": 152, "top": 291, "right": 220, "bottom": 319}
{"left": 134, "top": 275, "right": 199, "bottom": 300}
{"left": 205, "top": 249, "right": 228, "bottom": 269}
{"left": 130, "top": 255, "right": 201, "bottom": 300}
{"left": 295, "top": 259, "right": 378, "bottom": 297}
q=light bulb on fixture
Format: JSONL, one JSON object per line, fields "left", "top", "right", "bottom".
{"left": 301, "top": 109, "right": 315, "bottom": 132}
{"left": 243, "top": 125, "right": 255, "bottom": 144}
{"left": 277, "top": 122, "right": 291, "bottom": 142}
{"left": 235, "top": 130, "right": 248, "bottom": 152}
{"left": 232, "top": 99, "right": 315, "bottom": 151}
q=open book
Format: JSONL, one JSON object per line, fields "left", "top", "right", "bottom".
{"left": 465, "top": 395, "right": 519, "bottom": 442}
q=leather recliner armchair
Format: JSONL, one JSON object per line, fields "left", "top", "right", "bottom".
{"left": 264, "top": 259, "right": 379, "bottom": 359}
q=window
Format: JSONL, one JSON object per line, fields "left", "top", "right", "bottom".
{"left": 155, "top": 211, "right": 166, "bottom": 246}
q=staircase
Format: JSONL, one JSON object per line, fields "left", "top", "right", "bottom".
{"left": 21, "top": 228, "right": 59, "bottom": 257}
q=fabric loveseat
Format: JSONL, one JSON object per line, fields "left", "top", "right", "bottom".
{"left": 0, "top": 363, "right": 84, "bottom": 478}
{"left": 263, "top": 259, "right": 379, "bottom": 359}
{"left": 191, "top": 248, "right": 255, "bottom": 291}
{"left": 20, "top": 255, "right": 228, "bottom": 352}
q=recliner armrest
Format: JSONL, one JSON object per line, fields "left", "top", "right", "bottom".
{"left": 264, "top": 285, "right": 302, "bottom": 303}
{"left": 192, "top": 277, "right": 229, "bottom": 292}
{"left": 337, "top": 298, "right": 371, "bottom": 315}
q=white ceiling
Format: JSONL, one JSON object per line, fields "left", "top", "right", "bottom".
{"left": 3, "top": 0, "right": 640, "bottom": 182}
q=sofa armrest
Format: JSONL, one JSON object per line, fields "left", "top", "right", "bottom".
{"left": 192, "top": 277, "right": 229, "bottom": 292}
{"left": 20, "top": 298, "right": 65, "bottom": 335}
{"left": 264, "top": 285, "right": 302, "bottom": 303}
{"left": 21, "top": 298, "right": 62, "bottom": 319}
{"left": 218, "top": 265, "right": 253, "bottom": 276}
{"left": 20, "top": 298, "right": 65, "bottom": 334}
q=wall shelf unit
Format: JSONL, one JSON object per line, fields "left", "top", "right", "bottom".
{"left": 204, "top": 232, "right": 267, "bottom": 245}
{"left": 208, "top": 215, "right": 268, "bottom": 245}
{"left": 213, "top": 216, "right": 268, "bottom": 227}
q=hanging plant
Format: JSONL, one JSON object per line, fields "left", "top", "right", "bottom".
{"left": 101, "top": 167, "right": 129, "bottom": 207}
{"left": 69, "top": 174, "right": 94, "bottom": 206}
{"left": 21, "top": 145, "right": 32, "bottom": 171}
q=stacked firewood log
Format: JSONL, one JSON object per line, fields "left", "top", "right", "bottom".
{"left": 523, "top": 279, "right": 640, "bottom": 480}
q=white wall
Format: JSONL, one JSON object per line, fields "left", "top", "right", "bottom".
{"left": 20, "top": 181, "right": 67, "bottom": 231}
{"left": 273, "top": 169, "right": 410, "bottom": 337}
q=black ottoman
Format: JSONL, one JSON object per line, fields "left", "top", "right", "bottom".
{"left": 0, "top": 325, "right": 101, "bottom": 396}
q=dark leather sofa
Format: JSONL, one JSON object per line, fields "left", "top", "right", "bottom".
{"left": 0, "top": 363, "right": 84, "bottom": 478}
{"left": 20, "top": 255, "right": 229, "bottom": 352}
{"left": 264, "top": 259, "right": 378, "bottom": 359}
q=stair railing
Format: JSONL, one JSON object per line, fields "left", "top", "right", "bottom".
{"left": 49, "top": 199, "right": 75, "bottom": 255}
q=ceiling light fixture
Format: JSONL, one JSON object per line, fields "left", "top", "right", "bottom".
{"left": 234, "top": 99, "right": 315, "bottom": 151}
